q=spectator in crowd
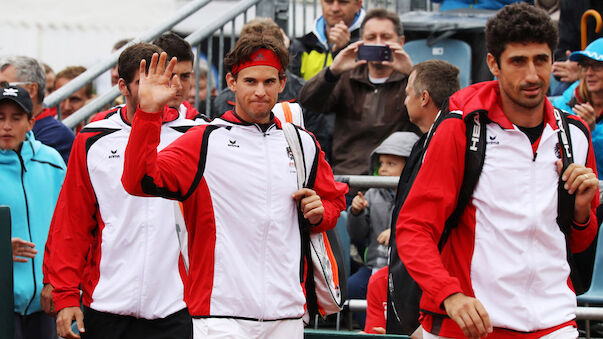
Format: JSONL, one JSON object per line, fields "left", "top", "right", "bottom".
{"left": 553, "top": 38, "right": 603, "bottom": 178}
{"left": 187, "top": 58, "right": 216, "bottom": 115}
{"left": 0, "top": 85, "right": 66, "bottom": 339}
{"left": 152, "top": 31, "right": 200, "bottom": 120}
{"left": 121, "top": 34, "right": 347, "bottom": 338}
{"left": 346, "top": 131, "right": 418, "bottom": 328}
{"left": 431, "top": 0, "right": 525, "bottom": 10}
{"left": 289, "top": 0, "right": 365, "bottom": 81}
{"left": 397, "top": 3, "right": 598, "bottom": 338}
{"left": 552, "top": 0, "right": 603, "bottom": 95}
{"left": 212, "top": 18, "right": 306, "bottom": 118}
{"left": 299, "top": 8, "right": 419, "bottom": 176}
{"left": 54, "top": 66, "right": 93, "bottom": 132}
{"left": 46, "top": 43, "right": 197, "bottom": 339}
{"left": 42, "top": 63, "right": 55, "bottom": 97}
{"left": 0, "top": 55, "right": 75, "bottom": 164}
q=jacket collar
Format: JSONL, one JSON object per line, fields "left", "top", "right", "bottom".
{"left": 448, "top": 80, "right": 559, "bottom": 131}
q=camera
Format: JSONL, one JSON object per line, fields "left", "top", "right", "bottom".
{"left": 356, "top": 44, "right": 392, "bottom": 62}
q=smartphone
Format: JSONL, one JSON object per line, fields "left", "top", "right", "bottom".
{"left": 357, "top": 44, "right": 392, "bottom": 62}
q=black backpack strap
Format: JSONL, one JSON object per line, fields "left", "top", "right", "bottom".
{"left": 439, "top": 110, "right": 488, "bottom": 250}
{"left": 555, "top": 108, "right": 575, "bottom": 235}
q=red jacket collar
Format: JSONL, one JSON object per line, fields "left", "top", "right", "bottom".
{"left": 36, "top": 107, "right": 56, "bottom": 121}
{"left": 448, "top": 80, "right": 559, "bottom": 130}
{"left": 123, "top": 105, "right": 180, "bottom": 124}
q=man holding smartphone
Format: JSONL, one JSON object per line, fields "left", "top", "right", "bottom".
{"left": 299, "top": 8, "right": 420, "bottom": 177}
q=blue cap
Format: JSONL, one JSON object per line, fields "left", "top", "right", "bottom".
{"left": 569, "top": 38, "right": 603, "bottom": 62}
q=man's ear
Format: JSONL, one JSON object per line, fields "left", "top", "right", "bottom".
{"left": 27, "top": 117, "right": 35, "bottom": 132}
{"left": 420, "top": 90, "right": 430, "bottom": 107}
{"left": 487, "top": 53, "right": 500, "bottom": 78}
{"left": 399, "top": 35, "right": 405, "bottom": 46}
{"left": 26, "top": 83, "right": 39, "bottom": 104}
{"left": 278, "top": 75, "right": 287, "bottom": 94}
{"left": 226, "top": 73, "right": 236, "bottom": 92}
{"left": 118, "top": 79, "right": 129, "bottom": 97}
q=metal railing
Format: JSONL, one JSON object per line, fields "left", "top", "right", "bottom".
{"left": 54, "top": 0, "right": 440, "bottom": 129}
{"left": 58, "top": 0, "right": 262, "bottom": 129}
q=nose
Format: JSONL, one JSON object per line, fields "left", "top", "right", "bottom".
{"left": 254, "top": 83, "right": 266, "bottom": 97}
{"left": 1, "top": 119, "right": 11, "bottom": 131}
{"left": 525, "top": 61, "right": 539, "bottom": 83}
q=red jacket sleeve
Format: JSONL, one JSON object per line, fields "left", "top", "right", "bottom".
{"left": 568, "top": 115, "right": 599, "bottom": 254}
{"left": 122, "top": 108, "right": 206, "bottom": 200}
{"left": 47, "top": 132, "right": 100, "bottom": 312}
{"left": 307, "top": 138, "right": 348, "bottom": 233}
{"left": 395, "top": 117, "right": 467, "bottom": 309}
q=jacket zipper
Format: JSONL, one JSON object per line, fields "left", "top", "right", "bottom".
{"left": 260, "top": 126, "right": 274, "bottom": 321}
{"left": 17, "top": 151, "right": 37, "bottom": 315}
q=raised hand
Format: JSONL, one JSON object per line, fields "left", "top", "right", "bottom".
{"left": 329, "top": 41, "right": 366, "bottom": 76}
{"left": 382, "top": 42, "right": 413, "bottom": 75}
{"left": 350, "top": 191, "right": 368, "bottom": 215}
{"left": 328, "top": 21, "right": 352, "bottom": 52}
{"left": 572, "top": 103, "right": 596, "bottom": 132}
{"left": 552, "top": 50, "right": 579, "bottom": 83}
{"left": 138, "top": 52, "right": 180, "bottom": 113}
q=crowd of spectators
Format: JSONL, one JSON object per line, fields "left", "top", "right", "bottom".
{"left": 3, "top": 0, "right": 603, "bottom": 338}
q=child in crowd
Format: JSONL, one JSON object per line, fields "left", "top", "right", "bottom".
{"left": 346, "top": 131, "right": 419, "bottom": 327}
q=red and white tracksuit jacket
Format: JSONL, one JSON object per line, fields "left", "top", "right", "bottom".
{"left": 46, "top": 107, "right": 200, "bottom": 319}
{"left": 396, "top": 81, "right": 599, "bottom": 338}
{"left": 121, "top": 109, "right": 347, "bottom": 321}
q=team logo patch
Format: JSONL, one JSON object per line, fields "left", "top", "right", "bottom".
{"left": 108, "top": 149, "right": 120, "bottom": 159}
{"left": 3, "top": 88, "right": 18, "bottom": 97}
{"left": 487, "top": 134, "right": 499, "bottom": 145}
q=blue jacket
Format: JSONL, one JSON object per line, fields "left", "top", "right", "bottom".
{"left": 32, "top": 114, "right": 75, "bottom": 165}
{"left": 0, "top": 132, "right": 66, "bottom": 315}
{"left": 432, "top": 0, "right": 524, "bottom": 10}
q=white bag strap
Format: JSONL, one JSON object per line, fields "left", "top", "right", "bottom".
{"left": 282, "top": 122, "right": 306, "bottom": 188}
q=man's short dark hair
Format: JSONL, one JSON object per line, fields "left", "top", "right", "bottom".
{"left": 224, "top": 33, "right": 289, "bottom": 80}
{"left": 118, "top": 43, "right": 163, "bottom": 85}
{"left": 152, "top": 32, "right": 194, "bottom": 63}
{"left": 361, "top": 8, "right": 403, "bottom": 37}
{"left": 485, "top": 2, "right": 558, "bottom": 64}
{"left": 56, "top": 66, "right": 93, "bottom": 97}
{"left": 410, "top": 60, "right": 460, "bottom": 110}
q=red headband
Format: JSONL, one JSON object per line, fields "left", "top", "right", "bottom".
{"left": 231, "top": 48, "right": 283, "bottom": 75}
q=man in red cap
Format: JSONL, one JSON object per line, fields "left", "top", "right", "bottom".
{"left": 121, "top": 33, "right": 347, "bottom": 338}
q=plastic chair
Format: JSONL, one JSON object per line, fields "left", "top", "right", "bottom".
{"left": 404, "top": 38, "right": 472, "bottom": 88}
{"left": 577, "top": 228, "right": 603, "bottom": 338}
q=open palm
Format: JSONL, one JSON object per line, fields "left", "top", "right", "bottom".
{"left": 138, "top": 52, "right": 180, "bottom": 113}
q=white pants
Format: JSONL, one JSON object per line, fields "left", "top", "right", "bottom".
{"left": 193, "top": 317, "right": 304, "bottom": 339}
{"left": 422, "top": 325, "right": 578, "bottom": 339}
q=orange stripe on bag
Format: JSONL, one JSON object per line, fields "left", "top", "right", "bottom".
{"left": 281, "top": 101, "right": 293, "bottom": 123}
